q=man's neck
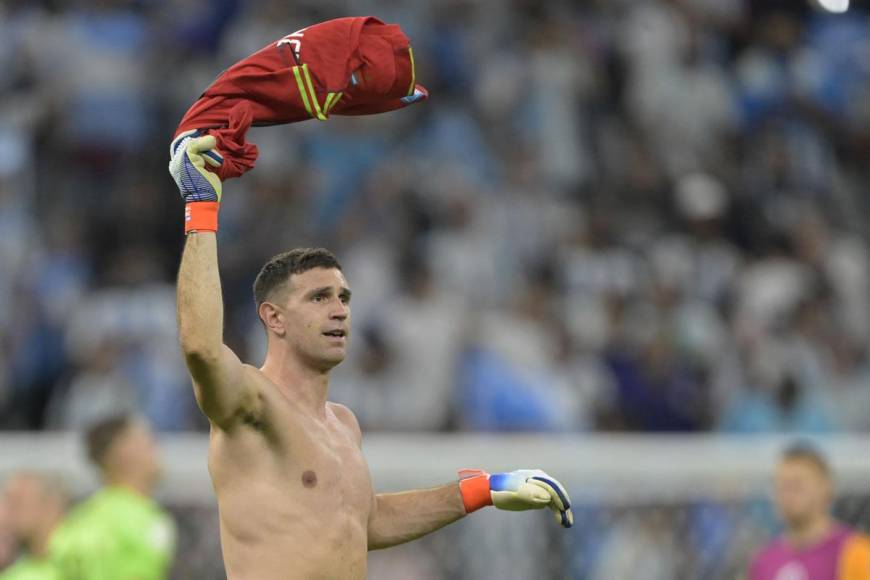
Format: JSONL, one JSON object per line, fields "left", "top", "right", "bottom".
{"left": 261, "top": 350, "right": 331, "bottom": 416}
{"left": 104, "top": 475, "right": 154, "bottom": 499}
{"left": 787, "top": 515, "right": 834, "bottom": 548}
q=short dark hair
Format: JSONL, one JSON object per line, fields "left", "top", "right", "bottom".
{"left": 781, "top": 441, "right": 831, "bottom": 477}
{"left": 253, "top": 248, "right": 342, "bottom": 307}
{"left": 85, "top": 414, "right": 133, "bottom": 468}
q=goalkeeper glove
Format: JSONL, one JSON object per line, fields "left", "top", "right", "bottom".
{"left": 458, "top": 469, "right": 574, "bottom": 528}
{"left": 168, "top": 130, "right": 224, "bottom": 233}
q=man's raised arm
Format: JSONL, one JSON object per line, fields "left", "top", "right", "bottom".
{"left": 171, "top": 133, "right": 255, "bottom": 429}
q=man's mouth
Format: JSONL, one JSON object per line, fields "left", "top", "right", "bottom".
{"left": 323, "top": 329, "right": 347, "bottom": 338}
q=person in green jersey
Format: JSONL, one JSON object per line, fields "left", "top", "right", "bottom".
{"left": 51, "top": 414, "right": 176, "bottom": 580}
{"left": 0, "top": 472, "right": 67, "bottom": 580}
{"left": 0, "top": 494, "right": 15, "bottom": 568}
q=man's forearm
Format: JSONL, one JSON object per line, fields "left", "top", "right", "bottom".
{"left": 368, "top": 483, "right": 466, "bottom": 550}
{"left": 177, "top": 232, "right": 224, "bottom": 356}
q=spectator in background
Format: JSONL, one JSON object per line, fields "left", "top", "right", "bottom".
{"left": 459, "top": 267, "right": 586, "bottom": 431}
{"left": 0, "top": 497, "right": 12, "bottom": 570}
{"left": 0, "top": 472, "right": 67, "bottom": 580}
{"left": 748, "top": 443, "right": 870, "bottom": 580}
{"left": 790, "top": 207, "right": 870, "bottom": 345}
{"left": 51, "top": 256, "right": 194, "bottom": 431}
{"left": 591, "top": 508, "right": 680, "bottom": 580}
{"left": 48, "top": 0, "right": 154, "bottom": 160}
{"left": 332, "top": 250, "right": 464, "bottom": 430}
{"left": 650, "top": 172, "right": 740, "bottom": 307}
{"left": 51, "top": 415, "right": 175, "bottom": 580}
{"left": 605, "top": 328, "right": 711, "bottom": 432}
{"left": 0, "top": 0, "right": 869, "bottom": 438}
{"left": 829, "top": 342, "right": 870, "bottom": 432}
{"left": 719, "top": 347, "right": 837, "bottom": 434}
{"left": 624, "top": 1, "right": 737, "bottom": 176}
{"left": 45, "top": 338, "right": 138, "bottom": 431}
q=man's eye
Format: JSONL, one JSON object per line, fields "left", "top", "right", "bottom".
{"left": 313, "top": 295, "right": 327, "bottom": 303}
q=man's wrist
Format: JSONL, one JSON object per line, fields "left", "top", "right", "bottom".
{"left": 185, "top": 201, "right": 220, "bottom": 233}
{"left": 457, "top": 469, "right": 492, "bottom": 513}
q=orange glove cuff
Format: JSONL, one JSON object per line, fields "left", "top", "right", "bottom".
{"left": 458, "top": 469, "right": 492, "bottom": 513}
{"left": 185, "top": 202, "right": 220, "bottom": 233}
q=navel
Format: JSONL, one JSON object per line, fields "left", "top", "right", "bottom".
{"left": 302, "top": 470, "right": 318, "bottom": 488}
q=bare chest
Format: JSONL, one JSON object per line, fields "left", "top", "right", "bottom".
{"left": 209, "top": 402, "right": 373, "bottom": 523}
{"left": 281, "top": 416, "right": 373, "bottom": 514}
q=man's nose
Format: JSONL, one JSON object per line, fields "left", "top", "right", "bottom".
{"left": 330, "top": 302, "right": 348, "bottom": 320}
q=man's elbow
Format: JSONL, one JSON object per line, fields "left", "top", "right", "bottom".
{"left": 367, "top": 541, "right": 388, "bottom": 551}
{"left": 367, "top": 530, "right": 391, "bottom": 551}
{"left": 367, "top": 498, "right": 400, "bottom": 551}
{"left": 180, "top": 343, "right": 221, "bottom": 377}
{"left": 178, "top": 326, "right": 220, "bottom": 358}
{"left": 177, "top": 313, "right": 221, "bottom": 356}
{"left": 367, "top": 498, "right": 386, "bottom": 551}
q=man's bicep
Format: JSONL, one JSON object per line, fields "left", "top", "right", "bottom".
{"left": 186, "top": 344, "right": 257, "bottom": 427}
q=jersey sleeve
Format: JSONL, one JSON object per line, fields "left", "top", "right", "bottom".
{"left": 48, "top": 493, "right": 176, "bottom": 580}
{"left": 840, "top": 535, "right": 870, "bottom": 580}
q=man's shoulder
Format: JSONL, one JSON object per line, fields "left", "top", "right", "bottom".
{"left": 59, "top": 491, "right": 104, "bottom": 526}
{"left": 73, "top": 488, "right": 167, "bottom": 525}
{"left": 839, "top": 523, "right": 870, "bottom": 541}
{"left": 328, "top": 402, "right": 362, "bottom": 439}
{"left": 239, "top": 363, "right": 270, "bottom": 389}
{"left": 329, "top": 401, "right": 360, "bottom": 426}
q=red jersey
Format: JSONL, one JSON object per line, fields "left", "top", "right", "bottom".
{"left": 174, "top": 16, "right": 427, "bottom": 180}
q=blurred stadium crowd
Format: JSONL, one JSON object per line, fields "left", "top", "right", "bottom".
{"left": 1, "top": 0, "right": 870, "bottom": 436}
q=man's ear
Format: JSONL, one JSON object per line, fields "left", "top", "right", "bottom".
{"left": 259, "top": 302, "right": 286, "bottom": 337}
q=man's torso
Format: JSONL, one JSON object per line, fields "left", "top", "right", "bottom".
{"left": 50, "top": 487, "right": 175, "bottom": 580}
{"left": 750, "top": 525, "right": 870, "bottom": 580}
{"left": 208, "top": 365, "right": 373, "bottom": 580}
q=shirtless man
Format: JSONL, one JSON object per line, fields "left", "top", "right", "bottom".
{"left": 170, "top": 134, "right": 574, "bottom": 579}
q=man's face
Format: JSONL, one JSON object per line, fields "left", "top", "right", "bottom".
{"left": 279, "top": 268, "right": 351, "bottom": 370}
{"left": 111, "top": 421, "right": 163, "bottom": 485}
{"left": 773, "top": 458, "right": 831, "bottom": 530}
{"left": 3, "top": 475, "right": 46, "bottom": 541}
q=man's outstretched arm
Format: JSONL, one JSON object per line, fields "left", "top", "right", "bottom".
{"left": 368, "top": 484, "right": 466, "bottom": 550}
{"left": 172, "top": 134, "right": 255, "bottom": 429}
{"left": 367, "top": 470, "right": 573, "bottom": 551}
